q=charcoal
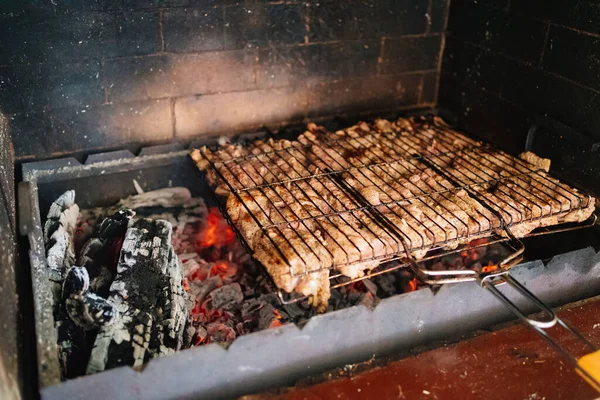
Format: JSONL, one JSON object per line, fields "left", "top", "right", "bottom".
{"left": 62, "top": 265, "right": 89, "bottom": 296}
{"left": 78, "top": 209, "right": 135, "bottom": 271}
{"left": 62, "top": 266, "right": 118, "bottom": 331}
{"left": 190, "top": 276, "right": 222, "bottom": 303}
{"left": 44, "top": 191, "right": 82, "bottom": 378}
{"left": 78, "top": 239, "right": 103, "bottom": 271}
{"left": 86, "top": 218, "right": 188, "bottom": 374}
{"left": 235, "top": 322, "right": 246, "bottom": 336}
{"left": 257, "top": 304, "right": 278, "bottom": 330}
{"left": 362, "top": 279, "right": 377, "bottom": 296}
{"left": 280, "top": 302, "right": 310, "bottom": 320}
{"left": 182, "top": 324, "right": 196, "bottom": 349}
{"left": 195, "top": 326, "right": 208, "bottom": 342}
{"left": 359, "top": 292, "right": 376, "bottom": 309}
{"left": 206, "top": 322, "right": 236, "bottom": 343}
{"left": 181, "top": 257, "right": 202, "bottom": 276}
{"left": 210, "top": 283, "right": 243, "bottom": 310}
{"left": 78, "top": 209, "right": 134, "bottom": 299}
{"left": 373, "top": 274, "right": 396, "bottom": 296}
{"left": 44, "top": 190, "right": 79, "bottom": 304}
{"left": 89, "top": 265, "right": 114, "bottom": 295}
{"left": 65, "top": 293, "right": 119, "bottom": 331}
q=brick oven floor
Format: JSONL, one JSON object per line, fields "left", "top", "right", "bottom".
{"left": 246, "top": 296, "right": 600, "bottom": 400}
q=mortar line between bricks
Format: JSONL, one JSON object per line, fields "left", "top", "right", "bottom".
{"left": 175, "top": 102, "right": 433, "bottom": 140}
{"left": 433, "top": 34, "right": 446, "bottom": 105}
{"left": 417, "top": 73, "right": 425, "bottom": 104}
{"left": 159, "top": 9, "right": 165, "bottom": 52}
{"left": 0, "top": 34, "right": 445, "bottom": 68}
{"left": 101, "top": 58, "right": 109, "bottom": 104}
{"left": 549, "top": 22, "right": 600, "bottom": 39}
{"left": 304, "top": 5, "right": 310, "bottom": 44}
{"left": 11, "top": 69, "right": 438, "bottom": 115}
{"left": 461, "top": 39, "right": 600, "bottom": 95}
{"left": 170, "top": 98, "right": 177, "bottom": 138}
{"left": 442, "top": 0, "right": 451, "bottom": 34}
{"left": 117, "top": 70, "right": 440, "bottom": 105}
{"left": 377, "top": 37, "right": 386, "bottom": 75}
{"left": 13, "top": 101, "right": 435, "bottom": 161}
{"left": 425, "top": 0, "right": 433, "bottom": 34}
{"left": 539, "top": 23, "right": 551, "bottom": 67}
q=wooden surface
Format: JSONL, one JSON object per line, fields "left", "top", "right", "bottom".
{"left": 250, "top": 297, "right": 600, "bottom": 400}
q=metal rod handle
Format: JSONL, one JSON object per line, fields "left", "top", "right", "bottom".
{"left": 481, "top": 273, "right": 600, "bottom": 392}
{"left": 481, "top": 274, "right": 557, "bottom": 329}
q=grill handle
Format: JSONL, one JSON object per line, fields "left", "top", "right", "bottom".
{"left": 481, "top": 273, "right": 600, "bottom": 392}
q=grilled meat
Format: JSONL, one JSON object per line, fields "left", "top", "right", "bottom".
{"left": 191, "top": 117, "right": 596, "bottom": 311}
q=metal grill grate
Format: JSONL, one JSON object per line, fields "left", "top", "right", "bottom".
{"left": 204, "top": 119, "right": 595, "bottom": 281}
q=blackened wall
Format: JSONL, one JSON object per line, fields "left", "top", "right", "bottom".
{"left": 439, "top": 0, "right": 600, "bottom": 155}
{"left": 0, "top": 0, "right": 448, "bottom": 160}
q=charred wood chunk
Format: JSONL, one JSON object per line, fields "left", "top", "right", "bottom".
{"left": 78, "top": 209, "right": 135, "bottom": 296}
{"left": 63, "top": 266, "right": 119, "bottom": 331}
{"left": 209, "top": 283, "right": 243, "bottom": 311}
{"left": 44, "top": 190, "right": 79, "bottom": 307}
{"left": 79, "top": 209, "right": 135, "bottom": 271}
{"left": 87, "top": 218, "right": 188, "bottom": 374}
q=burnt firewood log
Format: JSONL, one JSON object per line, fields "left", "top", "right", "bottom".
{"left": 43, "top": 190, "right": 79, "bottom": 310}
{"left": 62, "top": 266, "right": 119, "bottom": 331}
{"left": 86, "top": 218, "right": 188, "bottom": 374}
{"left": 78, "top": 209, "right": 135, "bottom": 296}
{"left": 43, "top": 191, "right": 82, "bottom": 378}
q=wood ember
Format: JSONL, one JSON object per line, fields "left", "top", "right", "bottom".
{"left": 209, "top": 283, "right": 244, "bottom": 310}
{"left": 86, "top": 218, "right": 188, "bottom": 374}
{"left": 78, "top": 209, "right": 135, "bottom": 296}
{"left": 62, "top": 266, "right": 118, "bottom": 331}
{"left": 43, "top": 190, "right": 79, "bottom": 308}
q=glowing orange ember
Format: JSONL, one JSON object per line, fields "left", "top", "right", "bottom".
{"left": 482, "top": 262, "right": 499, "bottom": 273}
{"left": 407, "top": 278, "right": 418, "bottom": 292}
{"left": 269, "top": 319, "right": 283, "bottom": 328}
{"left": 198, "top": 208, "right": 236, "bottom": 248}
{"left": 183, "top": 278, "right": 190, "bottom": 292}
{"left": 211, "top": 261, "right": 228, "bottom": 275}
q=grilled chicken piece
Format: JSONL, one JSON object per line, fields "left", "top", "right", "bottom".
{"left": 519, "top": 151, "right": 551, "bottom": 173}
{"left": 191, "top": 116, "right": 596, "bottom": 311}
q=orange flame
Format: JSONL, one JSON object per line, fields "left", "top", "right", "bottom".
{"left": 407, "top": 278, "right": 417, "bottom": 292}
{"left": 198, "top": 208, "right": 235, "bottom": 248}
{"left": 201, "top": 210, "right": 220, "bottom": 247}
{"left": 269, "top": 319, "right": 283, "bottom": 328}
{"left": 482, "top": 261, "right": 498, "bottom": 273}
{"left": 211, "top": 261, "right": 229, "bottom": 276}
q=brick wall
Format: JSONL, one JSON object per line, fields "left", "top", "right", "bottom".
{"left": 439, "top": 0, "right": 600, "bottom": 155}
{"left": 0, "top": 0, "right": 449, "bottom": 160}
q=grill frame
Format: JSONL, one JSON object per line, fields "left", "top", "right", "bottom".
{"left": 203, "top": 116, "right": 596, "bottom": 290}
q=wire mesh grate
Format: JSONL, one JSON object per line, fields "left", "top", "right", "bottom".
{"left": 202, "top": 118, "right": 595, "bottom": 279}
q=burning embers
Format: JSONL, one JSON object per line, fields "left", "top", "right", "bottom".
{"left": 423, "top": 238, "right": 512, "bottom": 277}
{"left": 178, "top": 205, "right": 290, "bottom": 346}
{"left": 43, "top": 186, "right": 509, "bottom": 380}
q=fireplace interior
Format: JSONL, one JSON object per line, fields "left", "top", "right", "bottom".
{"left": 1, "top": 0, "right": 600, "bottom": 399}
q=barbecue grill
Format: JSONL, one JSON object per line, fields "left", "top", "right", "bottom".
{"left": 12, "top": 109, "right": 600, "bottom": 399}
{"left": 3, "top": 0, "right": 600, "bottom": 398}
{"left": 198, "top": 115, "right": 600, "bottom": 388}
{"left": 205, "top": 119, "right": 595, "bottom": 286}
